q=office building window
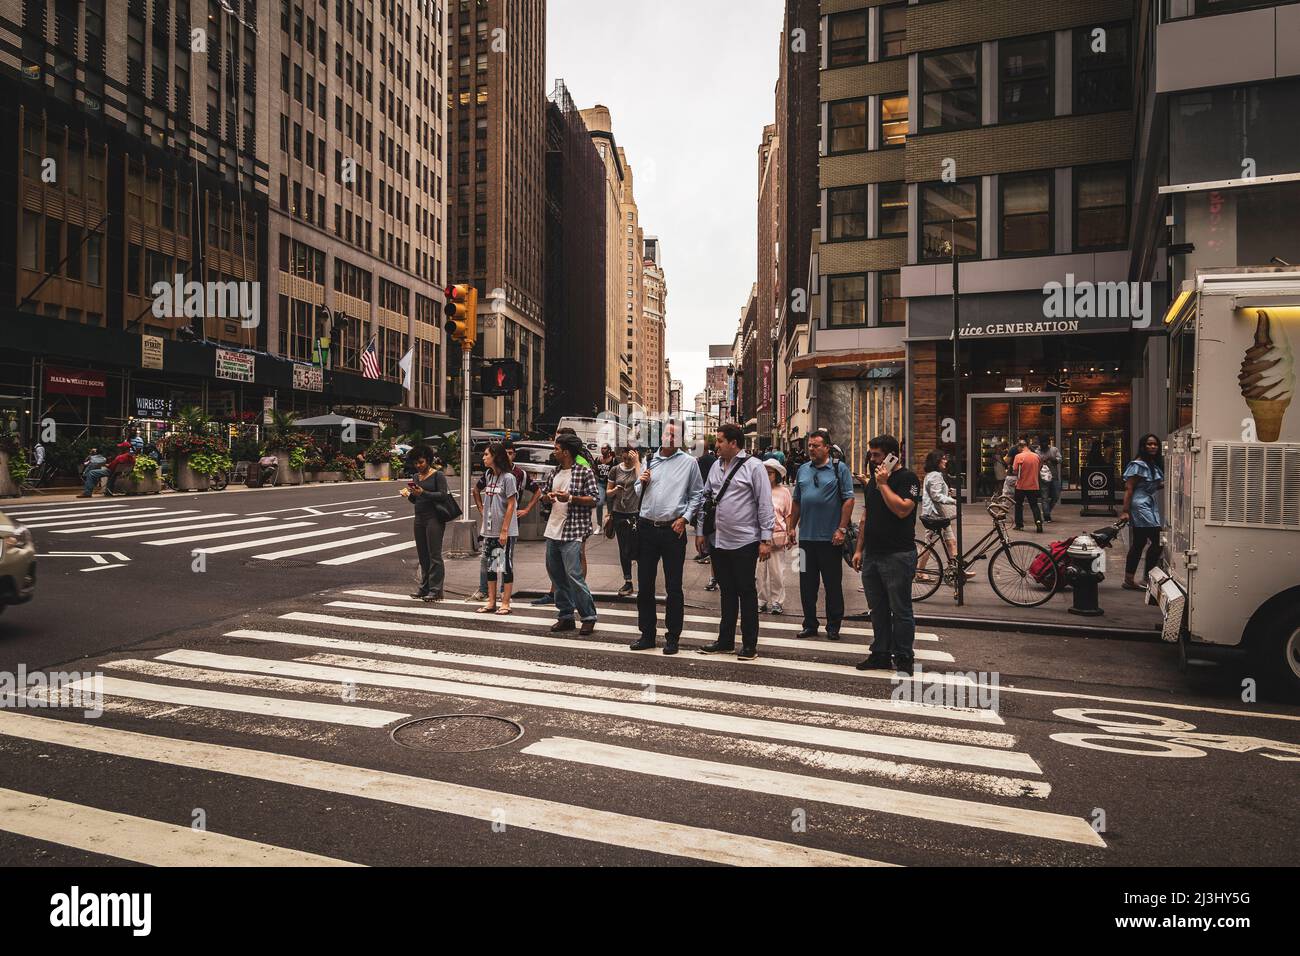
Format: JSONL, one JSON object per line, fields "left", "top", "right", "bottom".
{"left": 1075, "top": 164, "right": 1129, "bottom": 250}
{"left": 879, "top": 271, "right": 905, "bottom": 326}
{"left": 828, "top": 98, "right": 868, "bottom": 154}
{"left": 1074, "top": 23, "right": 1131, "bottom": 114}
{"left": 879, "top": 93, "right": 908, "bottom": 148}
{"left": 878, "top": 181, "right": 908, "bottom": 238}
{"left": 920, "top": 180, "right": 979, "bottom": 262}
{"left": 920, "top": 47, "right": 980, "bottom": 130}
{"left": 1000, "top": 171, "right": 1053, "bottom": 256}
{"left": 1000, "top": 34, "right": 1053, "bottom": 123}
{"left": 828, "top": 10, "right": 869, "bottom": 67}
{"left": 828, "top": 186, "right": 868, "bottom": 241}
{"left": 827, "top": 274, "right": 868, "bottom": 328}
{"left": 878, "top": 3, "right": 907, "bottom": 60}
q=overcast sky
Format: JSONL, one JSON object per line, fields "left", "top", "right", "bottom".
{"left": 546, "top": 0, "right": 785, "bottom": 408}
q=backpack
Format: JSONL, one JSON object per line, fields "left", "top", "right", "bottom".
{"left": 1029, "top": 538, "right": 1072, "bottom": 588}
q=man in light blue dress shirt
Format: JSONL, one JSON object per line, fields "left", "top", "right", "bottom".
{"left": 630, "top": 422, "right": 705, "bottom": 655}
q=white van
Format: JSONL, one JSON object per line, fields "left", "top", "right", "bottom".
{"left": 556, "top": 416, "right": 629, "bottom": 456}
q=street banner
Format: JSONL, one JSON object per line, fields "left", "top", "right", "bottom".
{"left": 263, "top": 396, "right": 275, "bottom": 425}
{"left": 216, "top": 349, "right": 255, "bottom": 383}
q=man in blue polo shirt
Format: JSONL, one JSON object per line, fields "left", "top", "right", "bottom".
{"left": 789, "top": 430, "right": 856, "bottom": 640}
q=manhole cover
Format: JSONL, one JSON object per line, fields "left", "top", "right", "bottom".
{"left": 391, "top": 715, "right": 523, "bottom": 753}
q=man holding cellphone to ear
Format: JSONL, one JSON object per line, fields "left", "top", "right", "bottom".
{"left": 852, "top": 435, "right": 922, "bottom": 676}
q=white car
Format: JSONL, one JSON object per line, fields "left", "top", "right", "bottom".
{"left": 511, "top": 442, "right": 558, "bottom": 486}
{"left": 0, "top": 509, "right": 36, "bottom": 615}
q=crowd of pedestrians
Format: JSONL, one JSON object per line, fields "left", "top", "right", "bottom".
{"left": 396, "top": 418, "right": 1167, "bottom": 678}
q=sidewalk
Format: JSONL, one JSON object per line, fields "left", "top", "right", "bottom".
{"left": 441, "top": 505, "right": 1163, "bottom": 637}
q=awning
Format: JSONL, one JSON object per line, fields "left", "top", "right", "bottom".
{"left": 789, "top": 348, "right": 906, "bottom": 379}
{"left": 293, "top": 413, "right": 381, "bottom": 429}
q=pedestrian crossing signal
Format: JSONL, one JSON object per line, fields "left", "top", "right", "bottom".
{"left": 479, "top": 359, "right": 523, "bottom": 396}
{"left": 444, "top": 283, "right": 477, "bottom": 347}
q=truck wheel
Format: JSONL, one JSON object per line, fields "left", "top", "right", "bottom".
{"left": 1254, "top": 604, "right": 1300, "bottom": 701}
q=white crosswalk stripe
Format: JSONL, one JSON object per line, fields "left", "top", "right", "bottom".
{"left": 346, "top": 591, "right": 941, "bottom": 642}
{"left": 93, "top": 516, "right": 271, "bottom": 538}
{"left": 0, "top": 786, "right": 362, "bottom": 866}
{"left": 326, "top": 600, "right": 956, "bottom": 662}
{"left": 0, "top": 588, "right": 1105, "bottom": 865}
{"left": 254, "top": 532, "right": 399, "bottom": 561}
{"left": 21, "top": 508, "right": 174, "bottom": 527}
{"left": 144, "top": 521, "right": 316, "bottom": 546}
{"left": 318, "top": 541, "right": 417, "bottom": 565}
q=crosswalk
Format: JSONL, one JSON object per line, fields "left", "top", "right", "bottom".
{"left": 12, "top": 497, "right": 417, "bottom": 569}
{"left": 0, "top": 586, "right": 1108, "bottom": 866}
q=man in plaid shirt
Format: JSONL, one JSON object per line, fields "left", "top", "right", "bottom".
{"left": 542, "top": 433, "right": 600, "bottom": 635}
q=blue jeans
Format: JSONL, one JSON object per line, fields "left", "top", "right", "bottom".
{"left": 860, "top": 550, "right": 918, "bottom": 664}
{"left": 545, "top": 539, "right": 596, "bottom": 623}
{"left": 1042, "top": 478, "right": 1061, "bottom": 518}
{"left": 83, "top": 467, "right": 109, "bottom": 494}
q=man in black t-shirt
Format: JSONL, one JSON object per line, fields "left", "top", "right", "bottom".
{"left": 851, "top": 434, "right": 922, "bottom": 675}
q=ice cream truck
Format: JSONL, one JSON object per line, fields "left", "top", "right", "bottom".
{"left": 1153, "top": 267, "right": 1300, "bottom": 697}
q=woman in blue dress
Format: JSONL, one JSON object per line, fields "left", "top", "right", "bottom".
{"left": 1120, "top": 433, "right": 1165, "bottom": 591}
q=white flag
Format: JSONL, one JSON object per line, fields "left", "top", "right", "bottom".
{"left": 398, "top": 348, "right": 415, "bottom": 391}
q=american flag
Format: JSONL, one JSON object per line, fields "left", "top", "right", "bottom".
{"left": 360, "top": 335, "right": 381, "bottom": 380}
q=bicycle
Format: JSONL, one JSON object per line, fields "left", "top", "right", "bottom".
{"left": 911, "top": 495, "right": 1061, "bottom": 608}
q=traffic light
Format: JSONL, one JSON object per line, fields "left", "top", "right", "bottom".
{"left": 479, "top": 359, "right": 523, "bottom": 396}
{"left": 444, "top": 283, "right": 478, "bottom": 347}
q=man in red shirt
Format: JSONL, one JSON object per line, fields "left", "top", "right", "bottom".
{"left": 1011, "top": 439, "right": 1044, "bottom": 532}
{"left": 104, "top": 442, "right": 136, "bottom": 497}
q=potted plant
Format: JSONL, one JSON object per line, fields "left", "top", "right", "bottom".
{"left": 265, "top": 409, "right": 307, "bottom": 486}
{"left": 0, "top": 435, "right": 26, "bottom": 498}
{"left": 301, "top": 453, "right": 325, "bottom": 483}
{"left": 319, "top": 453, "right": 354, "bottom": 483}
{"left": 162, "top": 406, "right": 221, "bottom": 491}
{"left": 121, "top": 455, "right": 162, "bottom": 496}
{"left": 361, "top": 443, "right": 394, "bottom": 480}
{"left": 188, "top": 448, "right": 233, "bottom": 490}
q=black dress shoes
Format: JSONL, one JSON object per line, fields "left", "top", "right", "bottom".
{"left": 629, "top": 636, "right": 656, "bottom": 652}
{"left": 855, "top": 655, "right": 893, "bottom": 671}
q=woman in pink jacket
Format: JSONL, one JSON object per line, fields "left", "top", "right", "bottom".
{"left": 759, "top": 459, "right": 794, "bottom": 614}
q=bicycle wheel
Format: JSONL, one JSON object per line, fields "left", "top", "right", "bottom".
{"left": 912, "top": 539, "right": 944, "bottom": 602}
{"left": 988, "top": 540, "right": 1058, "bottom": 608}
{"left": 210, "top": 471, "right": 229, "bottom": 491}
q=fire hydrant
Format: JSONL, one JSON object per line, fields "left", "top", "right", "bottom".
{"left": 1065, "top": 534, "right": 1106, "bottom": 617}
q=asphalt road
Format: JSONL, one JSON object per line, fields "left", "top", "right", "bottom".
{"left": 0, "top": 481, "right": 1296, "bottom": 867}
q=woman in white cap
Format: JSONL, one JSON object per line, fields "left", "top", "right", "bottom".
{"left": 759, "top": 458, "right": 793, "bottom": 614}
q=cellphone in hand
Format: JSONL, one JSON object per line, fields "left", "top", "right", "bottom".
{"left": 879, "top": 453, "right": 900, "bottom": 474}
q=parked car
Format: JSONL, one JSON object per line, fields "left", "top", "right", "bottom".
{"left": 0, "top": 509, "right": 36, "bottom": 615}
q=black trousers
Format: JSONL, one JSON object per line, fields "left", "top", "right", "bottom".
{"left": 413, "top": 514, "right": 446, "bottom": 595}
{"left": 637, "top": 520, "right": 686, "bottom": 641}
{"left": 613, "top": 512, "right": 638, "bottom": 580}
{"left": 1126, "top": 526, "right": 1162, "bottom": 578}
{"left": 713, "top": 543, "right": 760, "bottom": 651}
{"left": 799, "top": 540, "right": 844, "bottom": 633}
{"left": 1014, "top": 490, "right": 1043, "bottom": 529}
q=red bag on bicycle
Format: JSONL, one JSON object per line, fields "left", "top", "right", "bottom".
{"left": 1030, "top": 538, "right": 1073, "bottom": 586}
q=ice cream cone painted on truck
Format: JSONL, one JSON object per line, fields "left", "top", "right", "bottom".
{"left": 1237, "top": 310, "right": 1294, "bottom": 442}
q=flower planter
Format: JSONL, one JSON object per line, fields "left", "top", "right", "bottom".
{"left": 364, "top": 462, "right": 392, "bottom": 481}
{"left": 303, "top": 469, "right": 321, "bottom": 484}
{"left": 319, "top": 471, "right": 345, "bottom": 483}
{"left": 0, "top": 451, "right": 20, "bottom": 498}
{"left": 120, "top": 473, "right": 163, "bottom": 496}
{"left": 269, "top": 448, "right": 304, "bottom": 486}
{"left": 173, "top": 455, "right": 211, "bottom": 492}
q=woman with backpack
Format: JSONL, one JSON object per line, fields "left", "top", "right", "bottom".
{"left": 1121, "top": 433, "right": 1166, "bottom": 591}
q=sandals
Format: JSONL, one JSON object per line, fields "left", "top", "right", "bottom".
{"left": 477, "top": 605, "right": 498, "bottom": 614}
{"left": 496, "top": 607, "right": 512, "bottom": 616}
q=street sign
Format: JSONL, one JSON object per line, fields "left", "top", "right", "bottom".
{"left": 479, "top": 359, "right": 523, "bottom": 397}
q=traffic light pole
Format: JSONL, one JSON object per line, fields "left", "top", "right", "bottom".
{"left": 443, "top": 283, "right": 481, "bottom": 558}
{"left": 460, "top": 345, "right": 473, "bottom": 521}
